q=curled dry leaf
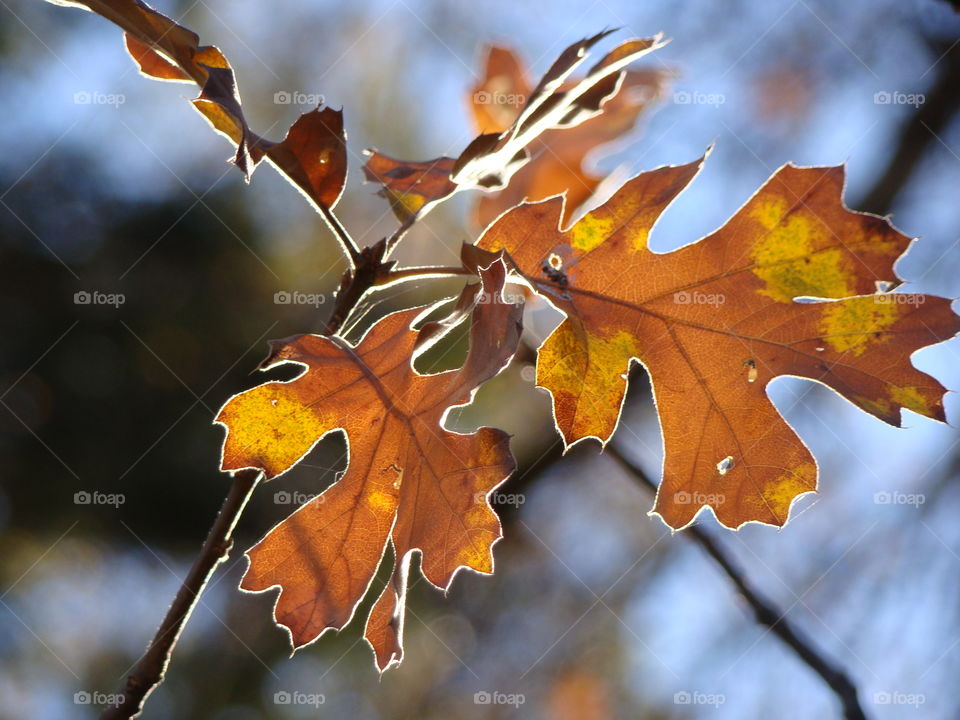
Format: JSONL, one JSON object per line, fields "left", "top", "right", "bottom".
{"left": 216, "top": 260, "right": 522, "bottom": 670}
{"left": 469, "top": 44, "right": 670, "bottom": 227}
{"left": 363, "top": 31, "right": 666, "bottom": 222}
{"left": 476, "top": 153, "right": 959, "bottom": 530}
{"left": 52, "top": 0, "right": 347, "bottom": 210}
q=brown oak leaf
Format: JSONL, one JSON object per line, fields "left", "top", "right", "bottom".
{"left": 476, "top": 153, "right": 959, "bottom": 529}
{"left": 216, "top": 260, "right": 522, "bottom": 670}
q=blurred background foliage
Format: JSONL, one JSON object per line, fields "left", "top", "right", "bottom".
{"left": 1, "top": 0, "right": 960, "bottom": 718}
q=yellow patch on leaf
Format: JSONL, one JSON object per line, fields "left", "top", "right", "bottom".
{"left": 537, "top": 322, "right": 640, "bottom": 442}
{"left": 569, "top": 212, "right": 618, "bottom": 252}
{"left": 757, "top": 463, "right": 817, "bottom": 522}
{"left": 748, "top": 197, "right": 856, "bottom": 302}
{"left": 819, "top": 296, "right": 900, "bottom": 356}
{"left": 889, "top": 385, "right": 934, "bottom": 415}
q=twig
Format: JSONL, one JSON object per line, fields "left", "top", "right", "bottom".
{"left": 101, "top": 470, "right": 260, "bottom": 720}
{"left": 855, "top": 39, "right": 960, "bottom": 215}
{"left": 604, "top": 445, "right": 868, "bottom": 720}
{"left": 316, "top": 202, "right": 363, "bottom": 268}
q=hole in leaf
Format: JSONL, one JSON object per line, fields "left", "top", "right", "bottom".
{"left": 717, "top": 456, "right": 735, "bottom": 475}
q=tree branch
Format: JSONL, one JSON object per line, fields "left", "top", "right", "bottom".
{"left": 855, "top": 39, "right": 960, "bottom": 215}
{"left": 604, "top": 445, "right": 868, "bottom": 720}
{"left": 316, "top": 202, "right": 363, "bottom": 268}
{"left": 101, "top": 469, "right": 260, "bottom": 720}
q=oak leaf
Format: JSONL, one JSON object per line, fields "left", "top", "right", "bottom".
{"left": 469, "top": 44, "right": 669, "bottom": 227}
{"left": 363, "top": 31, "right": 665, "bottom": 222}
{"left": 216, "top": 260, "right": 522, "bottom": 670}
{"left": 476, "top": 154, "right": 959, "bottom": 529}
{"left": 52, "top": 0, "right": 347, "bottom": 210}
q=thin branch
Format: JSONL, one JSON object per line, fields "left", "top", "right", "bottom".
{"left": 316, "top": 201, "right": 363, "bottom": 267}
{"left": 855, "top": 39, "right": 960, "bottom": 214}
{"left": 604, "top": 445, "right": 868, "bottom": 720}
{"left": 101, "top": 470, "right": 260, "bottom": 720}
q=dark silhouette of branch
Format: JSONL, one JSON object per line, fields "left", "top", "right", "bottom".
{"left": 856, "top": 40, "right": 960, "bottom": 215}
{"left": 604, "top": 445, "right": 868, "bottom": 720}
{"left": 101, "top": 469, "right": 260, "bottom": 720}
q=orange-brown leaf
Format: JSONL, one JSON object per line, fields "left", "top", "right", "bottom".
{"left": 363, "top": 32, "right": 665, "bottom": 222}
{"left": 259, "top": 107, "right": 348, "bottom": 211}
{"left": 361, "top": 152, "right": 457, "bottom": 220}
{"left": 469, "top": 45, "right": 669, "bottom": 227}
{"left": 216, "top": 260, "right": 522, "bottom": 669}
{"left": 54, "top": 0, "right": 261, "bottom": 177}
{"left": 477, "top": 154, "right": 959, "bottom": 530}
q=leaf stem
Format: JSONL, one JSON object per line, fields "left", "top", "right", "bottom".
{"left": 100, "top": 470, "right": 261, "bottom": 720}
{"left": 317, "top": 203, "right": 363, "bottom": 267}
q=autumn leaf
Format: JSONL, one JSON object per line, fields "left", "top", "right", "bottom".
{"left": 216, "top": 259, "right": 522, "bottom": 670}
{"left": 469, "top": 44, "right": 669, "bottom": 227}
{"left": 476, "top": 153, "right": 959, "bottom": 530}
{"left": 363, "top": 31, "right": 665, "bottom": 222}
{"left": 51, "top": 0, "right": 347, "bottom": 210}
{"left": 361, "top": 152, "right": 456, "bottom": 221}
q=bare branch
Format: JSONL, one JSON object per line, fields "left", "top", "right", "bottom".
{"left": 605, "top": 445, "right": 868, "bottom": 720}
{"left": 101, "top": 470, "right": 260, "bottom": 720}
